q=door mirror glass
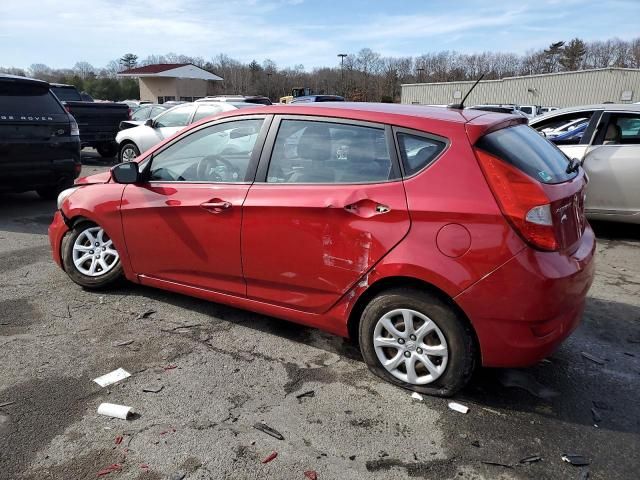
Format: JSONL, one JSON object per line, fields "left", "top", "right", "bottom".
{"left": 111, "top": 161, "right": 139, "bottom": 184}
{"left": 144, "top": 118, "right": 154, "bottom": 128}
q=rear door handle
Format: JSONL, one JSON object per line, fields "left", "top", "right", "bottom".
{"left": 343, "top": 199, "right": 391, "bottom": 217}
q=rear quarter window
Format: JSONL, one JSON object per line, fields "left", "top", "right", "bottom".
{"left": 476, "top": 124, "right": 576, "bottom": 184}
{"left": 0, "top": 82, "right": 65, "bottom": 115}
{"left": 396, "top": 132, "right": 447, "bottom": 176}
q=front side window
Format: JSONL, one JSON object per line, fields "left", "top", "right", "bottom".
{"left": 154, "top": 105, "right": 195, "bottom": 128}
{"left": 397, "top": 132, "right": 446, "bottom": 176}
{"left": 600, "top": 113, "right": 640, "bottom": 145}
{"left": 267, "top": 119, "right": 394, "bottom": 183}
{"left": 149, "top": 119, "right": 264, "bottom": 182}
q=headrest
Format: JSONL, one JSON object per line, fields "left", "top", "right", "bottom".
{"left": 297, "top": 125, "right": 332, "bottom": 162}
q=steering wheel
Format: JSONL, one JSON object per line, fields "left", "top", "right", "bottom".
{"left": 196, "top": 155, "right": 239, "bottom": 182}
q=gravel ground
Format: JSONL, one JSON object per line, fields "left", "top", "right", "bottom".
{"left": 1, "top": 153, "right": 639, "bottom": 480}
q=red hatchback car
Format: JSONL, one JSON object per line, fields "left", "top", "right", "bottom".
{"left": 49, "top": 103, "right": 595, "bottom": 396}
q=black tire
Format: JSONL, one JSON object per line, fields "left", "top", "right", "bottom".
{"left": 358, "top": 287, "right": 476, "bottom": 397}
{"left": 96, "top": 142, "right": 118, "bottom": 158}
{"left": 61, "top": 221, "right": 123, "bottom": 289}
{"left": 119, "top": 142, "right": 140, "bottom": 163}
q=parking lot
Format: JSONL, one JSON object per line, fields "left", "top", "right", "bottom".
{"left": 0, "top": 153, "right": 639, "bottom": 480}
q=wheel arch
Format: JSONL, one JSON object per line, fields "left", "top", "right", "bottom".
{"left": 347, "top": 276, "right": 481, "bottom": 361}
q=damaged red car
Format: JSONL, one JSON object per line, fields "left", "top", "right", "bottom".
{"left": 49, "top": 103, "right": 595, "bottom": 396}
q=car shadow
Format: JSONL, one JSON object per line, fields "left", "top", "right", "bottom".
{"left": 96, "top": 281, "right": 640, "bottom": 435}
{"left": 590, "top": 219, "right": 640, "bottom": 241}
{"left": 0, "top": 192, "right": 56, "bottom": 236}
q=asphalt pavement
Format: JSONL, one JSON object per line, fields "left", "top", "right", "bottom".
{"left": 0, "top": 153, "right": 638, "bottom": 479}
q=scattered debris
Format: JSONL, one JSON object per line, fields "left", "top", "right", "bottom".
{"left": 411, "top": 392, "right": 424, "bottom": 401}
{"left": 578, "top": 469, "right": 590, "bottom": 479}
{"left": 481, "top": 460, "right": 513, "bottom": 468}
{"left": 540, "top": 358, "right": 553, "bottom": 365}
{"left": 561, "top": 453, "right": 590, "bottom": 466}
{"left": 160, "top": 428, "right": 176, "bottom": 435}
{"left": 581, "top": 352, "right": 605, "bottom": 365}
{"left": 99, "top": 297, "right": 104, "bottom": 304}
{"left": 591, "top": 408, "right": 602, "bottom": 423}
{"left": 169, "top": 473, "right": 186, "bottom": 480}
{"left": 471, "top": 440, "right": 481, "bottom": 448}
{"left": 519, "top": 455, "right": 541, "bottom": 463}
{"left": 253, "top": 422, "right": 284, "bottom": 440}
{"left": 94, "top": 368, "right": 131, "bottom": 387}
{"left": 114, "top": 340, "right": 134, "bottom": 347}
{"left": 142, "top": 385, "right": 164, "bottom": 393}
{"left": 448, "top": 402, "right": 469, "bottom": 414}
{"left": 481, "top": 407, "right": 506, "bottom": 417}
{"left": 261, "top": 451, "right": 278, "bottom": 464}
{"left": 304, "top": 470, "right": 318, "bottom": 480}
{"left": 97, "top": 464, "right": 122, "bottom": 476}
{"left": 97, "top": 403, "right": 133, "bottom": 420}
{"left": 136, "top": 308, "right": 156, "bottom": 320}
{"left": 140, "top": 464, "right": 150, "bottom": 471}
{"left": 0, "top": 401, "right": 16, "bottom": 408}
{"left": 114, "top": 435, "right": 123, "bottom": 445}
{"left": 161, "top": 323, "right": 203, "bottom": 332}
{"left": 296, "top": 390, "right": 316, "bottom": 400}
{"left": 164, "top": 364, "right": 178, "bottom": 371}
{"left": 349, "top": 455, "right": 356, "bottom": 460}
{"left": 495, "top": 369, "right": 558, "bottom": 400}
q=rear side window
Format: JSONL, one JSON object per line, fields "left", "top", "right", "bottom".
{"left": 0, "top": 82, "right": 65, "bottom": 115}
{"left": 397, "top": 133, "right": 446, "bottom": 176}
{"left": 477, "top": 125, "right": 575, "bottom": 184}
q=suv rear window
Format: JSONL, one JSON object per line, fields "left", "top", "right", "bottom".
{"left": 476, "top": 125, "right": 576, "bottom": 184}
{"left": 50, "top": 86, "right": 83, "bottom": 102}
{"left": 0, "top": 82, "right": 65, "bottom": 115}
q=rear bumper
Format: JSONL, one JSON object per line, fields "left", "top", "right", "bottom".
{"left": 48, "top": 211, "right": 69, "bottom": 268}
{"left": 0, "top": 156, "right": 81, "bottom": 191}
{"left": 455, "top": 226, "right": 596, "bottom": 367}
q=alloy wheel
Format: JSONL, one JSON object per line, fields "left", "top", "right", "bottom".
{"left": 373, "top": 308, "right": 448, "bottom": 385}
{"left": 72, "top": 226, "right": 119, "bottom": 277}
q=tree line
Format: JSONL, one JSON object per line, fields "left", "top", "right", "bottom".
{"left": 2, "top": 37, "right": 639, "bottom": 102}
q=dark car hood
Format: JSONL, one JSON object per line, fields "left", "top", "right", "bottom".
{"left": 76, "top": 171, "right": 111, "bottom": 185}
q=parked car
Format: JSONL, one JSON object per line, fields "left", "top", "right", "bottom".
{"left": 0, "top": 74, "right": 81, "bottom": 198}
{"left": 538, "top": 106, "right": 559, "bottom": 115}
{"left": 50, "top": 84, "right": 130, "bottom": 158}
{"left": 530, "top": 104, "right": 640, "bottom": 223}
{"left": 540, "top": 117, "right": 590, "bottom": 138}
{"left": 115, "top": 102, "right": 264, "bottom": 162}
{"left": 468, "top": 104, "right": 529, "bottom": 119}
{"left": 50, "top": 103, "right": 595, "bottom": 396}
{"left": 290, "top": 95, "right": 345, "bottom": 103}
{"left": 196, "top": 95, "right": 273, "bottom": 105}
{"left": 118, "top": 104, "right": 170, "bottom": 131}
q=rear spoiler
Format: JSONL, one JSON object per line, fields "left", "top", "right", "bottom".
{"left": 465, "top": 114, "right": 528, "bottom": 144}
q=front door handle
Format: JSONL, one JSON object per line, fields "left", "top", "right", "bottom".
{"left": 201, "top": 200, "right": 231, "bottom": 213}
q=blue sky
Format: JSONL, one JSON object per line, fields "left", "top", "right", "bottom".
{"left": 1, "top": 0, "right": 639, "bottom": 70}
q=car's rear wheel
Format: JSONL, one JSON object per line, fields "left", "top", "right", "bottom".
{"left": 96, "top": 142, "right": 118, "bottom": 158}
{"left": 119, "top": 142, "right": 140, "bottom": 162}
{"left": 61, "top": 222, "right": 123, "bottom": 289}
{"left": 359, "top": 287, "right": 476, "bottom": 397}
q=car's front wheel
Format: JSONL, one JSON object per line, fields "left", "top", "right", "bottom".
{"left": 61, "top": 222, "right": 123, "bottom": 289}
{"left": 119, "top": 142, "right": 140, "bottom": 163}
{"left": 359, "top": 287, "right": 476, "bottom": 397}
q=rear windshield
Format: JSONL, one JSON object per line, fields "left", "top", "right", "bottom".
{"left": 0, "top": 82, "right": 65, "bottom": 115}
{"left": 50, "top": 86, "right": 82, "bottom": 102}
{"left": 477, "top": 124, "right": 576, "bottom": 184}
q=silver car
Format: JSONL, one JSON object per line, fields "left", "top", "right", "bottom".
{"left": 115, "top": 102, "right": 263, "bottom": 163}
{"left": 530, "top": 104, "right": 640, "bottom": 224}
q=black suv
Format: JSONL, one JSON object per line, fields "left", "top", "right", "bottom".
{"left": 0, "top": 74, "right": 81, "bottom": 199}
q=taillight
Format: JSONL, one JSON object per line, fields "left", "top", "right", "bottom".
{"left": 127, "top": 108, "right": 132, "bottom": 120}
{"left": 69, "top": 117, "right": 80, "bottom": 136}
{"left": 474, "top": 148, "right": 558, "bottom": 251}
{"left": 64, "top": 105, "right": 71, "bottom": 114}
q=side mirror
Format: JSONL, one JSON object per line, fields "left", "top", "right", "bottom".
{"left": 111, "top": 161, "right": 139, "bottom": 184}
{"left": 145, "top": 118, "right": 154, "bottom": 127}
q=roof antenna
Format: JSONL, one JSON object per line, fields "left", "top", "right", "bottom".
{"left": 448, "top": 73, "right": 485, "bottom": 110}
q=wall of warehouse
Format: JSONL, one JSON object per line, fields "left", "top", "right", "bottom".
{"left": 401, "top": 68, "right": 640, "bottom": 108}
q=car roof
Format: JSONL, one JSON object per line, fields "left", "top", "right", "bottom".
{"left": 50, "top": 83, "right": 75, "bottom": 88}
{"left": 203, "top": 102, "right": 527, "bottom": 142}
{"left": 531, "top": 103, "right": 640, "bottom": 123}
{"left": 0, "top": 73, "right": 49, "bottom": 87}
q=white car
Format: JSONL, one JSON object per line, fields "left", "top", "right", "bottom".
{"left": 115, "top": 102, "right": 263, "bottom": 162}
